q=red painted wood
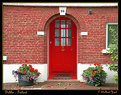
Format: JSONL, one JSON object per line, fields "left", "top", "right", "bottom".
{"left": 48, "top": 16, "right": 77, "bottom": 79}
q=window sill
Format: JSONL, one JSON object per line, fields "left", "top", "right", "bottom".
{"left": 101, "top": 49, "right": 111, "bottom": 54}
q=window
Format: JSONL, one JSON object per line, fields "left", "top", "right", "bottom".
{"left": 55, "top": 20, "right": 72, "bottom": 46}
{"left": 106, "top": 23, "right": 118, "bottom": 49}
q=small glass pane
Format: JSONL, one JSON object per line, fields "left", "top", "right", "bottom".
{"left": 61, "top": 29, "right": 65, "bottom": 37}
{"left": 67, "top": 20, "right": 71, "bottom": 28}
{"left": 55, "top": 38, "right": 59, "bottom": 46}
{"left": 67, "top": 29, "right": 71, "bottom": 37}
{"left": 108, "top": 25, "right": 118, "bottom": 48}
{"left": 55, "top": 20, "right": 59, "bottom": 28}
{"left": 55, "top": 29, "right": 59, "bottom": 37}
{"left": 66, "top": 38, "right": 71, "bottom": 46}
{"left": 61, "top": 20, "right": 65, "bottom": 28}
{"left": 61, "top": 38, "right": 65, "bottom": 46}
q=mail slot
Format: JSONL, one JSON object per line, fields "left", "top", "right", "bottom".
{"left": 60, "top": 48, "right": 66, "bottom": 51}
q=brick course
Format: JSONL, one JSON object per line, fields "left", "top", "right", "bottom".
{"left": 3, "top": 6, "right": 118, "bottom": 64}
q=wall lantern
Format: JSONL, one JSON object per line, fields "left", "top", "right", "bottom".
{"left": 88, "top": 9, "right": 92, "bottom": 14}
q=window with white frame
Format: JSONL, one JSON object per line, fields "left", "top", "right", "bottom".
{"left": 106, "top": 23, "right": 118, "bottom": 49}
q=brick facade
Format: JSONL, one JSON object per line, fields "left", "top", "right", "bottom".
{"left": 3, "top": 6, "right": 118, "bottom": 64}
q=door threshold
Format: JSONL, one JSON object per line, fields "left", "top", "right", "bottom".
{"left": 46, "top": 79, "right": 79, "bottom": 82}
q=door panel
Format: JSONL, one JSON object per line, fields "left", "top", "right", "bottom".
{"left": 49, "top": 16, "right": 77, "bottom": 79}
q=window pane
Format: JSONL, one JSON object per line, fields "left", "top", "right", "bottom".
{"left": 55, "top": 29, "right": 59, "bottom": 37}
{"left": 108, "top": 25, "right": 118, "bottom": 48}
{"left": 66, "top": 38, "right": 71, "bottom": 46}
{"left": 55, "top": 38, "right": 59, "bottom": 46}
{"left": 61, "top": 29, "right": 65, "bottom": 37}
{"left": 66, "top": 29, "right": 71, "bottom": 37}
{"left": 67, "top": 20, "right": 71, "bottom": 28}
{"left": 61, "top": 20, "right": 65, "bottom": 28}
{"left": 55, "top": 20, "right": 59, "bottom": 28}
{"left": 61, "top": 38, "right": 65, "bottom": 46}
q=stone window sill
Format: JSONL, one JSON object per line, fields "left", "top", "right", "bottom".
{"left": 101, "top": 49, "right": 111, "bottom": 54}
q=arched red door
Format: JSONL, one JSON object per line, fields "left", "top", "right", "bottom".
{"left": 48, "top": 16, "right": 77, "bottom": 79}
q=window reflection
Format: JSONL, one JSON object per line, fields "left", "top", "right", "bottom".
{"left": 67, "top": 29, "right": 71, "bottom": 37}
{"left": 67, "top": 38, "right": 71, "bottom": 46}
{"left": 55, "top": 38, "right": 59, "bottom": 46}
{"left": 55, "top": 29, "right": 59, "bottom": 37}
{"left": 61, "top": 29, "right": 65, "bottom": 37}
{"left": 61, "top": 38, "right": 65, "bottom": 46}
{"left": 55, "top": 20, "right": 72, "bottom": 46}
{"left": 61, "top": 20, "right": 65, "bottom": 28}
{"left": 55, "top": 20, "right": 59, "bottom": 28}
{"left": 67, "top": 20, "right": 71, "bottom": 28}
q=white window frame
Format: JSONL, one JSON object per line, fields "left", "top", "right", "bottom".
{"left": 106, "top": 22, "right": 118, "bottom": 50}
{"left": 102, "top": 22, "right": 118, "bottom": 53}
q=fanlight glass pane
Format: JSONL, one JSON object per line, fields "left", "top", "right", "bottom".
{"left": 61, "top": 20, "right": 65, "bottom": 28}
{"left": 55, "top": 29, "right": 59, "bottom": 37}
{"left": 61, "top": 38, "right": 65, "bottom": 46}
{"left": 66, "top": 38, "right": 71, "bottom": 46}
{"left": 67, "top": 29, "right": 71, "bottom": 37}
{"left": 61, "top": 29, "right": 65, "bottom": 37}
{"left": 55, "top": 20, "right": 59, "bottom": 28}
{"left": 67, "top": 20, "right": 71, "bottom": 28}
{"left": 55, "top": 38, "right": 59, "bottom": 46}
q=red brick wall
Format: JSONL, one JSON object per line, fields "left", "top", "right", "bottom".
{"left": 3, "top": 6, "right": 118, "bottom": 64}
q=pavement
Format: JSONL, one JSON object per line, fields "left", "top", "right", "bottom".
{"left": 2, "top": 80, "right": 118, "bottom": 90}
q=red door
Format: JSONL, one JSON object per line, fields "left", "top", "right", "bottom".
{"left": 49, "top": 16, "right": 77, "bottom": 79}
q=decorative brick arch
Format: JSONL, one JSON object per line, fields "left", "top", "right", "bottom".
{"left": 44, "top": 13, "right": 80, "bottom": 33}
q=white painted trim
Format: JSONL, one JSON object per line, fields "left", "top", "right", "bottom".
{"left": 81, "top": 32, "right": 88, "bottom": 36}
{"left": 106, "top": 23, "right": 108, "bottom": 50}
{"left": 102, "top": 22, "right": 118, "bottom": 54}
{"left": 3, "top": 64, "right": 117, "bottom": 83}
{"left": 101, "top": 49, "right": 110, "bottom": 54}
{"left": 3, "top": 56, "right": 7, "bottom": 60}
{"left": 59, "top": 7, "right": 67, "bottom": 15}
{"left": 3, "top": 64, "right": 47, "bottom": 83}
{"left": 37, "top": 31, "right": 44, "bottom": 35}
{"left": 77, "top": 64, "right": 117, "bottom": 83}
{"left": 106, "top": 22, "right": 118, "bottom": 50}
{"left": 3, "top": 3, "right": 118, "bottom": 7}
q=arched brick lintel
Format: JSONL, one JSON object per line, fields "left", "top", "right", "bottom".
{"left": 44, "top": 13, "right": 80, "bottom": 32}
